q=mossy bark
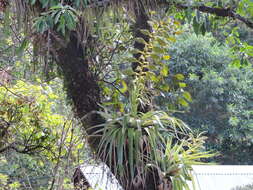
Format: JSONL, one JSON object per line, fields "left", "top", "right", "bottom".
{"left": 54, "top": 9, "right": 164, "bottom": 190}
{"left": 55, "top": 32, "right": 103, "bottom": 148}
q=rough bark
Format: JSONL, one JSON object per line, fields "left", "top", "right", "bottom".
{"left": 53, "top": 4, "right": 167, "bottom": 189}
{"left": 132, "top": 1, "right": 152, "bottom": 72}
{"left": 55, "top": 32, "right": 103, "bottom": 148}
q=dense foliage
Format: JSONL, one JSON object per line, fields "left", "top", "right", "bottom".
{"left": 168, "top": 34, "right": 253, "bottom": 164}
{"left": 0, "top": 0, "right": 253, "bottom": 189}
{"left": 0, "top": 79, "right": 86, "bottom": 189}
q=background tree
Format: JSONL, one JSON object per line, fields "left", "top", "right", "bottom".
{"left": 167, "top": 33, "right": 253, "bottom": 164}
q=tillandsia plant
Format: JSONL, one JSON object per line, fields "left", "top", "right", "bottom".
{"left": 87, "top": 16, "right": 216, "bottom": 189}
{"left": 153, "top": 134, "right": 216, "bottom": 190}
{"left": 90, "top": 79, "right": 216, "bottom": 190}
{"left": 89, "top": 79, "right": 192, "bottom": 189}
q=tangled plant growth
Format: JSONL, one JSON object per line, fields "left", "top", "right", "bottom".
{"left": 0, "top": 80, "right": 62, "bottom": 154}
{"left": 88, "top": 17, "right": 215, "bottom": 189}
{"left": 0, "top": 79, "right": 86, "bottom": 189}
{"left": 101, "top": 17, "right": 191, "bottom": 113}
{"left": 1, "top": 0, "right": 253, "bottom": 189}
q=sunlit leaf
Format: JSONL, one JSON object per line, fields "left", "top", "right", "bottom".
{"left": 140, "top": 29, "right": 151, "bottom": 36}
{"left": 179, "top": 82, "right": 186, "bottom": 88}
{"left": 163, "top": 55, "right": 171, "bottom": 60}
{"left": 183, "top": 91, "right": 192, "bottom": 102}
{"left": 160, "top": 65, "right": 169, "bottom": 77}
{"left": 119, "top": 80, "right": 128, "bottom": 93}
{"left": 174, "top": 74, "right": 185, "bottom": 80}
{"left": 135, "top": 37, "right": 147, "bottom": 45}
{"left": 178, "top": 97, "right": 189, "bottom": 107}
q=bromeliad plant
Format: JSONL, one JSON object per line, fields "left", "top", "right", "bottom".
{"left": 153, "top": 134, "right": 215, "bottom": 190}
{"left": 91, "top": 80, "right": 215, "bottom": 189}
{"left": 90, "top": 80, "right": 191, "bottom": 189}
{"left": 89, "top": 17, "right": 215, "bottom": 189}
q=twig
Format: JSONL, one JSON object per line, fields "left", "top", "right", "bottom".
{"left": 102, "top": 79, "right": 125, "bottom": 96}
{"left": 0, "top": 81, "right": 30, "bottom": 102}
{"left": 171, "top": 2, "right": 253, "bottom": 29}
{"left": 49, "top": 121, "right": 67, "bottom": 190}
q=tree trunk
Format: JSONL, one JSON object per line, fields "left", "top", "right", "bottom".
{"left": 132, "top": 1, "right": 151, "bottom": 72}
{"left": 55, "top": 32, "right": 103, "bottom": 148}
{"left": 131, "top": 1, "right": 165, "bottom": 190}
{"left": 53, "top": 8, "right": 164, "bottom": 189}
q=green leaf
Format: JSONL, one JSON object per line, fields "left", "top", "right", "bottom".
{"left": 65, "top": 12, "right": 76, "bottom": 30}
{"left": 150, "top": 53, "right": 160, "bottom": 61}
{"left": 174, "top": 74, "right": 185, "bottom": 80}
{"left": 193, "top": 16, "right": 200, "bottom": 35}
{"left": 39, "top": 0, "right": 49, "bottom": 8}
{"left": 160, "top": 84, "right": 170, "bottom": 92}
{"left": 130, "top": 49, "right": 142, "bottom": 54}
{"left": 167, "top": 36, "right": 176, "bottom": 42}
{"left": 16, "top": 38, "right": 29, "bottom": 56}
{"left": 156, "top": 37, "right": 167, "bottom": 46}
{"left": 82, "top": 0, "right": 89, "bottom": 7}
{"left": 179, "top": 82, "right": 186, "bottom": 88}
{"left": 185, "top": 8, "right": 193, "bottom": 23}
{"left": 160, "top": 65, "right": 169, "bottom": 77}
{"left": 117, "top": 129, "right": 125, "bottom": 167}
{"left": 54, "top": 11, "right": 63, "bottom": 24}
{"left": 178, "top": 98, "right": 189, "bottom": 107}
{"left": 183, "top": 91, "right": 192, "bottom": 102}
{"left": 119, "top": 80, "right": 128, "bottom": 93}
{"left": 135, "top": 37, "right": 147, "bottom": 45}
{"left": 232, "top": 59, "right": 241, "bottom": 68}
{"left": 147, "top": 72, "right": 159, "bottom": 83}
{"left": 128, "top": 128, "right": 134, "bottom": 179}
{"left": 178, "top": 98, "right": 188, "bottom": 107}
{"left": 196, "top": 10, "right": 201, "bottom": 22}
{"left": 74, "top": 0, "right": 80, "bottom": 7}
{"left": 140, "top": 29, "right": 151, "bottom": 36}
{"left": 153, "top": 46, "right": 164, "bottom": 54}
{"left": 50, "top": 4, "right": 63, "bottom": 10}
{"left": 200, "top": 23, "right": 206, "bottom": 36}
{"left": 122, "top": 69, "right": 135, "bottom": 76}
{"left": 205, "top": 15, "right": 211, "bottom": 32}
{"left": 57, "top": 16, "right": 66, "bottom": 35}
{"left": 163, "top": 55, "right": 171, "bottom": 60}
{"left": 125, "top": 57, "right": 139, "bottom": 63}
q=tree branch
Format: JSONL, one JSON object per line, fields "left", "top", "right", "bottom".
{"left": 0, "top": 143, "right": 28, "bottom": 154}
{"left": 174, "top": 3, "right": 253, "bottom": 29}
{"left": 77, "top": 0, "right": 253, "bottom": 30}
{"left": 0, "top": 141, "right": 48, "bottom": 154}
